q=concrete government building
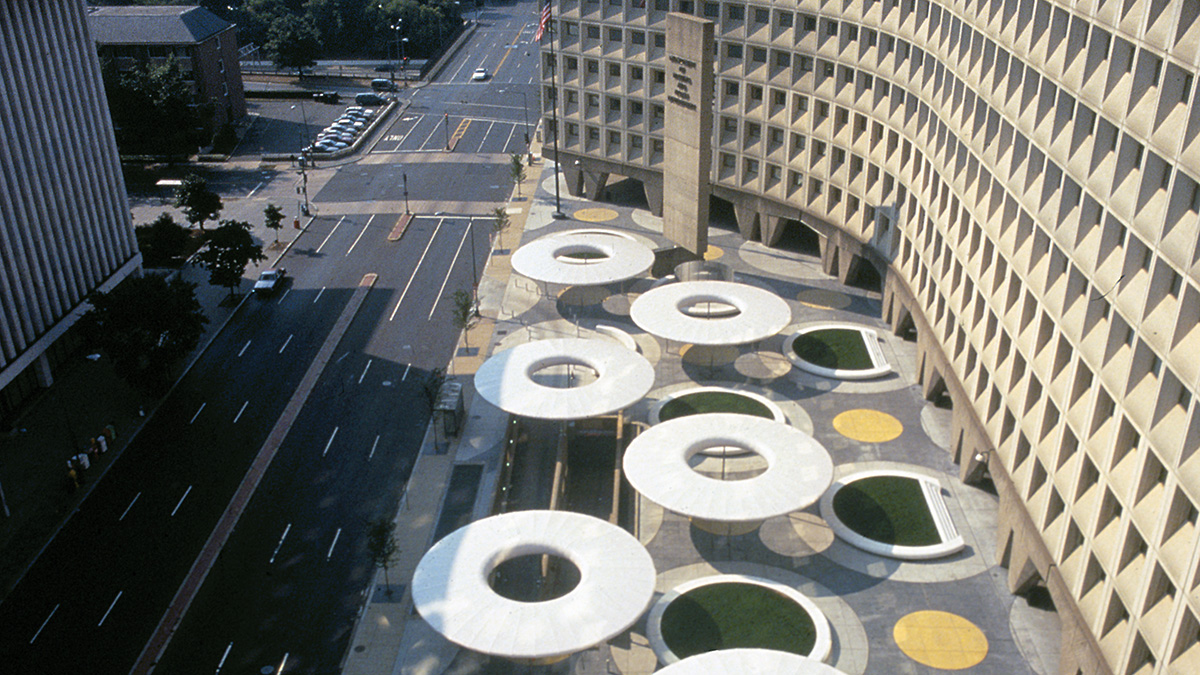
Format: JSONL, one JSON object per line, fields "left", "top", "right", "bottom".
{"left": 0, "top": 0, "right": 141, "bottom": 418}
{"left": 541, "top": 1, "right": 1200, "bottom": 673}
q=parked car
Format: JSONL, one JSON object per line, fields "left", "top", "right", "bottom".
{"left": 313, "top": 91, "right": 341, "bottom": 103}
{"left": 371, "top": 78, "right": 398, "bottom": 92}
{"left": 254, "top": 268, "right": 287, "bottom": 295}
{"left": 472, "top": 68, "right": 489, "bottom": 81}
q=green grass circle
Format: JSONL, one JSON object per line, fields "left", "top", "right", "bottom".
{"left": 660, "top": 582, "right": 817, "bottom": 659}
{"left": 831, "top": 475, "right": 941, "bottom": 546}
{"left": 658, "top": 391, "right": 773, "bottom": 421}
{"left": 792, "top": 328, "right": 874, "bottom": 370}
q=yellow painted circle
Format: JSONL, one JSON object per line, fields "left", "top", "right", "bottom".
{"left": 796, "top": 288, "right": 852, "bottom": 310}
{"left": 573, "top": 207, "right": 618, "bottom": 222}
{"left": 894, "top": 610, "right": 988, "bottom": 670}
{"left": 832, "top": 409, "right": 903, "bottom": 443}
{"left": 702, "top": 245, "right": 723, "bottom": 260}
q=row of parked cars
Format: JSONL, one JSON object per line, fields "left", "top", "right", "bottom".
{"left": 303, "top": 105, "right": 377, "bottom": 154}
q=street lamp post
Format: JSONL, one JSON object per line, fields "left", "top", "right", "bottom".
{"left": 400, "top": 37, "right": 409, "bottom": 82}
{"left": 291, "top": 103, "right": 311, "bottom": 215}
{"left": 403, "top": 172, "right": 410, "bottom": 214}
{"left": 389, "top": 20, "right": 403, "bottom": 84}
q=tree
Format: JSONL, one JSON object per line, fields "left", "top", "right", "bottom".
{"left": 267, "top": 14, "right": 322, "bottom": 76}
{"left": 135, "top": 213, "right": 192, "bottom": 268}
{"left": 365, "top": 517, "right": 401, "bottom": 596}
{"left": 101, "top": 57, "right": 214, "bottom": 157}
{"left": 451, "top": 288, "right": 477, "bottom": 351}
{"left": 492, "top": 207, "right": 510, "bottom": 247}
{"left": 175, "top": 174, "right": 223, "bottom": 231}
{"left": 264, "top": 203, "right": 285, "bottom": 244}
{"left": 77, "top": 274, "right": 208, "bottom": 393}
{"left": 423, "top": 367, "right": 446, "bottom": 410}
{"left": 509, "top": 154, "right": 527, "bottom": 197}
{"left": 195, "top": 220, "right": 266, "bottom": 299}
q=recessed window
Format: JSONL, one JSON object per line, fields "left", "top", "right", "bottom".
{"left": 727, "top": 4, "right": 744, "bottom": 21}
{"left": 587, "top": 25, "right": 600, "bottom": 39}
{"left": 727, "top": 43, "right": 743, "bottom": 59}
{"left": 703, "top": 2, "right": 719, "bottom": 17}
{"left": 631, "top": 31, "right": 645, "bottom": 45}
{"left": 654, "top": 33, "right": 666, "bottom": 48}
{"left": 751, "top": 47, "right": 767, "bottom": 63}
{"left": 608, "top": 63, "right": 621, "bottom": 77}
{"left": 608, "top": 28, "right": 622, "bottom": 42}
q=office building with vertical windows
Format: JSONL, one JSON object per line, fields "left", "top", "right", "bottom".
{"left": 0, "top": 0, "right": 140, "bottom": 418}
{"left": 542, "top": 1, "right": 1200, "bottom": 672}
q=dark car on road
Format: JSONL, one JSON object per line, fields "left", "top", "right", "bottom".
{"left": 313, "top": 91, "right": 340, "bottom": 103}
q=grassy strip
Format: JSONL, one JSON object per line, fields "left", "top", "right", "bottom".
{"left": 832, "top": 475, "right": 941, "bottom": 546}
{"left": 658, "top": 391, "right": 773, "bottom": 421}
{"left": 792, "top": 328, "right": 874, "bottom": 370}
{"left": 660, "top": 583, "right": 816, "bottom": 659}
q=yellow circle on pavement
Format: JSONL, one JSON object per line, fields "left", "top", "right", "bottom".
{"left": 574, "top": 207, "right": 618, "bottom": 222}
{"left": 894, "top": 610, "right": 988, "bottom": 670}
{"left": 796, "top": 288, "right": 852, "bottom": 310}
{"left": 703, "top": 245, "right": 723, "bottom": 261}
{"left": 832, "top": 409, "right": 903, "bottom": 443}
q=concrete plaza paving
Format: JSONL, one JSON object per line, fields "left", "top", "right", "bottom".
{"left": 341, "top": 152, "right": 1064, "bottom": 674}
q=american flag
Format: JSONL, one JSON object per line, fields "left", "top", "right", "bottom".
{"left": 535, "top": 0, "right": 551, "bottom": 41}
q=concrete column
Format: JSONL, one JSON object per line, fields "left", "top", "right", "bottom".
{"left": 563, "top": 163, "right": 585, "bottom": 197}
{"left": 761, "top": 214, "right": 786, "bottom": 247}
{"left": 642, "top": 178, "right": 664, "bottom": 216}
{"left": 34, "top": 353, "right": 54, "bottom": 387}
{"left": 582, "top": 170, "right": 609, "bottom": 201}
{"left": 820, "top": 238, "right": 839, "bottom": 277}
{"left": 733, "top": 202, "right": 759, "bottom": 241}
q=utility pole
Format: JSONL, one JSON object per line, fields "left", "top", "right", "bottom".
{"left": 444, "top": 112, "right": 451, "bottom": 151}
{"left": 403, "top": 172, "right": 410, "bottom": 214}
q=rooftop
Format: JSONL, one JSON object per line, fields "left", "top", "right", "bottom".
{"left": 86, "top": 5, "right": 233, "bottom": 45}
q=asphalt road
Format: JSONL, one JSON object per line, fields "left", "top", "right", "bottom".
{"left": 0, "top": 2, "right": 539, "bottom": 672}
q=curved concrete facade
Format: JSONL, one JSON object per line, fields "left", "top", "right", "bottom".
{"left": 541, "top": 2, "right": 1200, "bottom": 672}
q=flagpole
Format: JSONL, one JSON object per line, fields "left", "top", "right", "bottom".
{"left": 546, "top": 2, "right": 567, "bottom": 219}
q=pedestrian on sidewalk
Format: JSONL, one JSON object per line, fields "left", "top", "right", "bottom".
{"left": 66, "top": 466, "right": 79, "bottom": 493}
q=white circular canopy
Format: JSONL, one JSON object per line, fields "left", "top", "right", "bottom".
{"left": 474, "top": 338, "right": 655, "bottom": 419}
{"left": 623, "top": 413, "right": 834, "bottom": 522}
{"left": 411, "top": 510, "right": 657, "bottom": 661}
{"left": 512, "top": 229, "right": 655, "bottom": 286}
{"left": 655, "top": 649, "right": 844, "bottom": 674}
{"left": 629, "top": 280, "right": 791, "bottom": 345}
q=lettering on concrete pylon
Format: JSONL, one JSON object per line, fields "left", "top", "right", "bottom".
{"left": 663, "top": 14, "right": 713, "bottom": 256}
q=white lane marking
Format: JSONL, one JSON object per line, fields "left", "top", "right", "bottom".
{"left": 98, "top": 591, "right": 122, "bottom": 626}
{"left": 390, "top": 219, "right": 445, "bottom": 321}
{"left": 401, "top": 364, "right": 411, "bottom": 381}
{"left": 322, "top": 427, "right": 339, "bottom": 457}
{"left": 190, "top": 402, "right": 206, "bottom": 424}
{"left": 269, "top": 523, "right": 291, "bottom": 564}
{"left": 418, "top": 119, "right": 442, "bottom": 151}
{"left": 336, "top": 351, "right": 350, "bottom": 363}
{"left": 429, "top": 222, "right": 472, "bottom": 320}
{"left": 119, "top": 492, "right": 141, "bottom": 521}
{"left": 277, "top": 288, "right": 291, "bottom": 304}
{"left": 30, "top": 604, "right": 59, "bottom": 643}
{"left": 276, "top": 653, "right": 289, "bottom": 675}
{"left": 478, "top": 120, "right": 498, "bottom": 150}
{"left": 346, "top": 214, "right": 375, "bottom": 256}
{"left": 215, "top": 642, "right": 233, "bottom": 674}
{"left": 368, "top": 435, "right": 380, "bottom": 460}
{"left": 247, "top": 181, "right": 264, "bottom": 198}
{"left": 326, "top": 528, "right": 342, "bottom": 560}
{"left": 238, "top": 340, "right": 251, "bottom": 357}
{"left": 394, "top": 114, "right": 423, "bottom": 146}
{"left": 502, "top": 124, "right": 518, "bottom": 153}
{"left": 171, "top": 486, "right": 193, "bottom": 517}
{"left": 279, "top": 334, "right": 293, "bottom": 354}
{"left": 358, "top": 359, "right": 372, "bottom": 384}
{"left": 316, "top": 216, "right": 345, "bottom": 253}
{"left": 313, "top": 286, "right": 325, "bottom": 304}
{"left": 233, "top": 400, "right": 249, "bottom": 423}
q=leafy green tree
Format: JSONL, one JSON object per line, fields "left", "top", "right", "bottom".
{"left": 450, "top": 288, "right": 478, "bottom": 350}
{"left": 196, "top": 220, "right": 266, "bottom": 298}
{"left": 264, "top": 203, "right": 285, "bottom": 244}
{"left": 102, "top": 57, "right": 214, "bottom": 157}
{"left": 509, "top": 154, "right": 526, "bottom": 197}
{"left": 492, "top": 207, "right": 510, "bottom": 246}
{"left": 175, "top": 174, "right": 223, "bottom": 231}
{"left": 365, "top": 517, "right": 401, "bottom": 596}
{"left": 135, "top": 213, "right": 192, "bottom": 268}
{"left": 78, "top": 274, "right": 208, "bottom": 393}
{"left": 267, "top": 14, "right": 322, "bottom": 76}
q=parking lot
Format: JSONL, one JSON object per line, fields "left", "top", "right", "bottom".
{"left": 232, "top": 94, "right": 380, "bottom": 159}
